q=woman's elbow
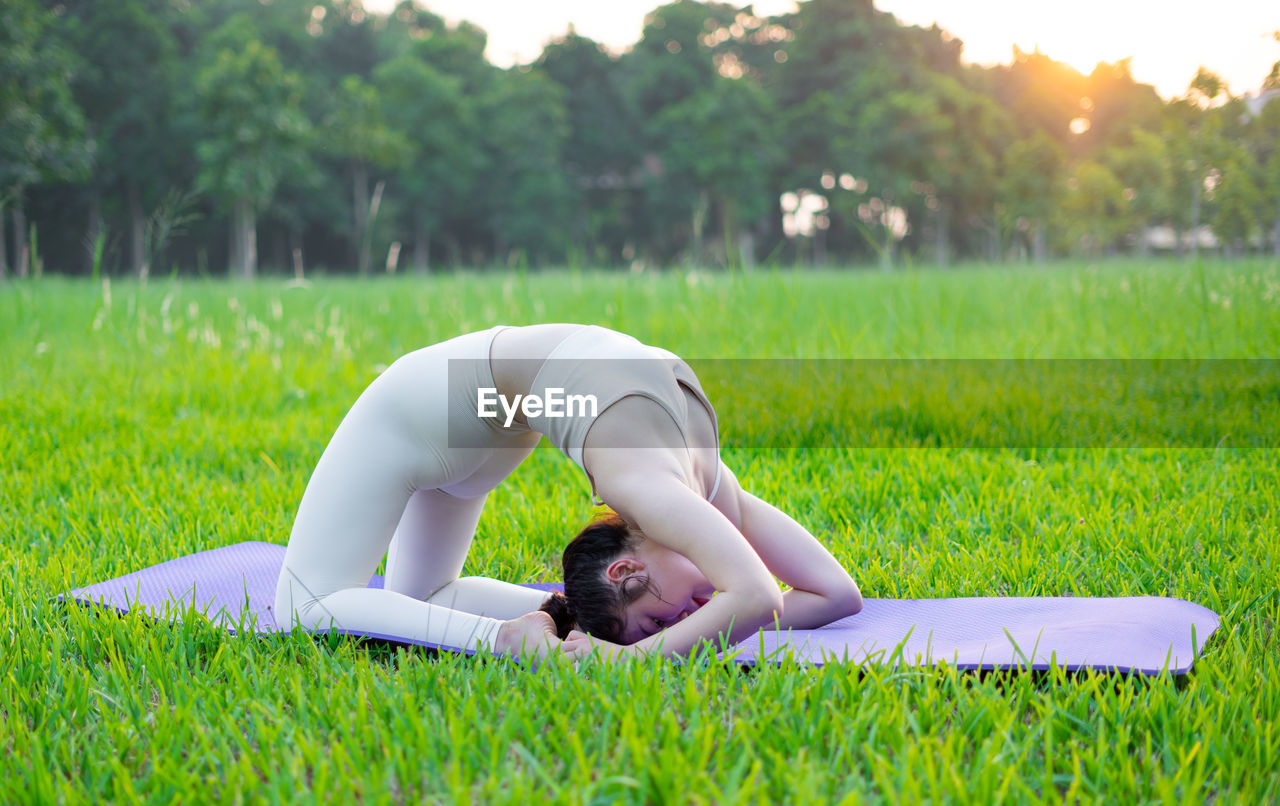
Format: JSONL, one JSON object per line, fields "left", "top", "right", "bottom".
{"left": 841, "top": 584, "right": 864, "bottom": 617}
{"left": 824, "top": 578, "right": 862, "bottom": 619}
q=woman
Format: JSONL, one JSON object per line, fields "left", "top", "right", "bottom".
{"left": 274, "top": 323, "right": 862, "bottom": 661}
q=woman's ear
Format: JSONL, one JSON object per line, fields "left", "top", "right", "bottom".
{"left": 604, "top": 556, "right": 645, "bottom": 583}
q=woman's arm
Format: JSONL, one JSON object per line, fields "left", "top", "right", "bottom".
{"left": 568, "top": 458, "right": 784, "bottom": 659}
{"left": 723, "top": 463, "right": 863, "bottom": 629}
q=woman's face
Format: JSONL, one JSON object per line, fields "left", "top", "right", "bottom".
{"left": 611, "top": 541, "right": 715, "bottom": 645}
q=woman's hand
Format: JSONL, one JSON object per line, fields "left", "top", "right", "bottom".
{"left": 495, "top": 610, "right": 562, "bottom": 661}
{"left": 590, "top": 466, "right": 784, "bottom": 657}
{"left": 560, "top": 630, "right": 641, "bottom": 663}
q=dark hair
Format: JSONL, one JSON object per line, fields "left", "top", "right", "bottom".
{"left": 538, "top": 514, "right": 656, "bottom": 642}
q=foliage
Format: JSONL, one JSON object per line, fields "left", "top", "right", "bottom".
{"left": 1210, "top": 144, "right": 1264, "bottom": 252}
{"left": 997, "top": 132, "right": 1066, "bottom": 256}
{"left": 6, "top": 0, "right": 1280, "bottom": 273}
{"left": 374, "top": 49, "right": 476, "bottom": 271}
{"left": 537, "top": 32, "right": 643, "bottom": 264}
{"left": 0, "top": 0, "right": 89, "bottom": 195}
{"left": 1062, "top": 160, "right": 1127, "bottom": 255}
{"left": 481, "top": 69, "right": 573, "bottom": 263}
{"left": 1105, "top": 128, "right": 1173, "bottom": 230}
{"left": 656, "top": 76, "right": 782, "bottom": 262}
{"left": 192, "top": 31, "right": 311, "bottom": 216}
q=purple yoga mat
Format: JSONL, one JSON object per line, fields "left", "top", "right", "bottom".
{"left": 64, "top": 541, "right": 1220, "bottom": 674}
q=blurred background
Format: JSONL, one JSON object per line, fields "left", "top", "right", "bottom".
{"left": 1, "top": 0, "right": 1278, "bottom": 279}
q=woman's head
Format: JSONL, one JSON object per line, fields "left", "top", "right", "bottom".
{"left": 540, "top": 513, "right": 714, "bottom": 644}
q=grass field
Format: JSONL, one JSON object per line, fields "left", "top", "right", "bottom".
{"left": 2, "top": 260, "right": 1277, "bottom": 803}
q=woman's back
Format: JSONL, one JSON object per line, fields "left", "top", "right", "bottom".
{"left": 490, "top": 324, "right": 721, "bottom": 506}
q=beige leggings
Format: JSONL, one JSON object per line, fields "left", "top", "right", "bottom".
{"left": 273, "top": 327, "right": 549, "bottom": 651}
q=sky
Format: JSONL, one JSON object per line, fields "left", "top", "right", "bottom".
{"left": 363, "top": 0, "right": 1280, "bottom": 99}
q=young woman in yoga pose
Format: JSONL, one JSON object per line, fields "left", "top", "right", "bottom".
{"left": 274, "top": 323, "right": 862, "bottom": 661}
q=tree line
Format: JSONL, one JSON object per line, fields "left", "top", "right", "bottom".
{"left": 2, "top": 0, "right": 1279, "bottom": 278}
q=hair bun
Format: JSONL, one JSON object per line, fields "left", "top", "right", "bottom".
{"left": 539, "top": 591, "right": 576, "bottom": 639}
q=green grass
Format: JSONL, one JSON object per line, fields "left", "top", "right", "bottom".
{"left": 2, "top": 259, "right": 1278, "bottom": 803}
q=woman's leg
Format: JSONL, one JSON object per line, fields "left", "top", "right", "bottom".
{"left": 274, "top": 334, "right": 530, "bottom": 651}
{"left": 274, "top": 422, "right": 512, "bottom": 649}
{"left": 385, "top": 452, "right": 549, "bottom": 620}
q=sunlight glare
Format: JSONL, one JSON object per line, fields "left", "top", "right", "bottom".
{"left": 879, "top": 0, "right": 1279, "bottom": 98}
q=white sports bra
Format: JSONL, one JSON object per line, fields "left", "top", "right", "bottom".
{"left": 520, "top": 325, "right": 722, "bottom": 504}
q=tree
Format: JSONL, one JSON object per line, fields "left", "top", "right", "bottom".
{"left": 776, "top": 0, "right": 1000, "bottom": 266}
{"left": 625, "top": 1, "right": 730, "bottom": 121}
{"left": 374, "top": 50, "right": 478, "bottom": 271}
{"left": 1079, "top": 59, "right": 1165, "bottom": 154}
{"left": 1189, "top": 67, "right": 1226, "bottom": 106}
{"left": 537, "top": 30, "right": 642, "bottom": 265}
{"left": 1104, "top": 128, "right": 1172, "bottom": 255}
{"left": 310, "top": 0, "right": 380, "bottom": 80}
{"left": 986, "top": 48, "right": 1087, "bottom": 149}
{"left": 1245, "top": 97, "right": 1280, "bottom": 257}
{"left": 480, "top": 69, "right": 572, "bottom": 264}
{"left": 771, "top": 0, "right": 877, "bottom": 264}
{"left": 193, "top": 21, "right": 311, "bottom": 277}
{"left": 1062, "top": 160, "right": 1126, "bottom": 256}
{"left": 1161, "top": 71, "right": 1233, "bottom": 258}
{"left": 997, "top": 132, "right": 1066, "bottom": 263}
{"left": 57, "top": 0, "right": 184, "bottom": 278}
{"left": 896, "top": 73, "right": 1012, "bottom": 267}
{"left": 1210, "top": 144, "right": 1263, "bottom": 255}
{"left": 0, "top": 0, "right": 89, "bottom": 278}
{"left": 620, "top": 0, "right": 739, "bottom": 263}
{"left": 8, "top": 0, "right": 1280, "bottom": 274}
{"left": 655, "top": 77, "right": 781, "bottom": 266}
{"left": 823, "top": 76, "right": 998, "bottom": 268}
{"left": 326, "top": 75, "right": 408, "bottom": 275}
{"left": 377, "top": 1, "right": 450, "bottom": 61}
